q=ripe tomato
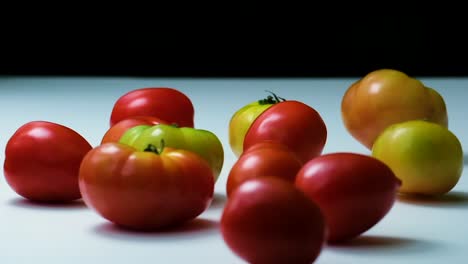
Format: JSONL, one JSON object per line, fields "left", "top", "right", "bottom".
{"left": 109, "top": 87, "right": 195, "bottom": 128}
{"left": 79, "top": 142, "right": 214, "bottom": 230}
{"left": 295, "top": 152, "right": 401, "bottom": 243}
{"left": 3, "top": 121, "right": 93, "bottom": 202}
{"left": 226, "top": 141, "right": 303, "bottom": 197}
{"left": 101, "top": 116, "right": 167, "bottom": 144}
{"left": 119, "top": 124, "right": 224, "bottom": 182}
{"left": 244, "top": 100, "right": 327, "bottom": 164}
{"left": 221, "top": 177, "right": 326, "bottom": 264}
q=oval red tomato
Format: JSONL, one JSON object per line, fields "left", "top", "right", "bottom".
{"left": 109, "top": 87, "right": 195, "bottom": 128}
{"left": 221, "top": 177, "right": 326, "bottom": 264}
{"left": 101, "top": 116, "right": 167, "bottom": 144}
{"left": 226, "top": 141, "right": 303, "bottom": 197}
{"left": 244, "top": 100, "right": 327, "bottom": 164}
{"left": 295, "top": 152, "right": 401, "bottom": 243}
{"left": 3, "top": 121, "right": 93, "bottom": 202}
{"left": 79, "top": 142, "right": 214, "bottom": 230}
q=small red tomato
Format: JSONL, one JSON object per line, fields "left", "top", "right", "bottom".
{"left": 79, "top": 142, "right": 214, "bottom": 230}
{"left": 221, "top": 177, "right": 326, "bottom": 264}
{"left": 226, "top": 141, "right": 303, "bottom": 197}
{"left": 295, "top": 152, "right": 401, "bottom": 243}
{"left": 101, "top": 116, "right": 167, "bottom": 144}
{"left": 3, "top": 121, "right": 93, "bottom": 202}
{"left": 110, "top": 87, "right": 195, "bottom": 128}
{"left": 244, "top": 100, "right": 327, "bottom": 164}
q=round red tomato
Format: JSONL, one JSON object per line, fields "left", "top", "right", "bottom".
{"left": 109, "top": 87, "right": 195, "bottom": 128}
{"left": 79, "top": 142, "right": 214, "bottom": 230}
{"left": 3, "top": 121, "right": 93, "bottom": 202}
{"left": 226, "top": 141, "right": 303, "bottom": 197}
{"left": 244, "top": 100, "right": 327, "bottom": 164}
{"left": 221, "top": 177, "right": 326, "bottom": 264}
{"left": 101, "top": 116, "right": 167, "bottom": 144}
{"left": 295, "top": 152, "right": 401, "bottom": 243}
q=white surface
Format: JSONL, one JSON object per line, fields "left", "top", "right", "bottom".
{"left": 0, "top": 76, "right": 467, "bottom": 264}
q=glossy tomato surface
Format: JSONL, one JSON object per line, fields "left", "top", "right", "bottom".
{"left": 226, "top": 141, "right": 303, "bottom": 197}
{"left": 109, "top": 87, "right": 195, "bottom": 128}
{"left": 295, "top": 152, "right": 401, "bottom": 243}
{"left": 4, "top": 121, "right": 93, "bottom": 202}
{"left": 79, "top": 142, "right": 214, "bottom": 230}
{"left": 221, "top": 177, "right": 326, "bottom": 264}
{"left": 101, "top": 116, "right": 166, "bottom": 144}
{"left": 244, "top": 100, "right": 327, "bottom": 164}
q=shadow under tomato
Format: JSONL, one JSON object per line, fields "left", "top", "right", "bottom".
{"left": 209, "top": 192, "right": 227, "bottom": 210}
{"left": 92, "top": 217, "right": 219, "bottom": 242}
{"left": 8, "top": 197, "right": 87, "bottom": 210}
{"left": 397, "top": 191, "right": 468, "bottom": 208}
{"left": 327, "top": 234, "right": 441, "bottom": 255}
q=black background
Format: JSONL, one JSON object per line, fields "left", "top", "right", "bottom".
{"left": 1, "top": 4, "right": 467, "bottom": 77}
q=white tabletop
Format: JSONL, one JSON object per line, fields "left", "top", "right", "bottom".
{"left": 1, "top": 76, "right": 467, "bottom": 264}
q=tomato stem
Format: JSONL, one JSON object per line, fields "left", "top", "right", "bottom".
{"left": 258, "top": 90, "right": 286, "bottom": 105}
{"left": 143, "top": 139, "right": 165, "bottom": 155}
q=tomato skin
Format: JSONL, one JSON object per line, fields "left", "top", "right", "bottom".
{"left": 3, "top": 121, "right": 93, "bottom": 202}
{"left": 226, "top": 141, "right": 303, "bottom": 197}
{"left": 221, "top": 177, "right": 326, "bottom": 264}
{"left": 101, "top": 116, "right": 167, "bottom": 144}
{"left": 295, "top": 152, "right": 400, "bottom": 243}
{"left": 79, "top": 142, "right": 214, "bottom": 230}
{"left": 109, "top": 87, "right": 195, "bottom": 128}
{"left": 244, "top": 100, "right": 327, "bottom": 164}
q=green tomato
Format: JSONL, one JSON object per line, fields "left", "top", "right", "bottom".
{"left": 372, "top": 120, "right": 463, "bottom": 196}
{"left": 120, "top": 124, "right": 224, "bottom": 182}
{"left": 228, "top": 92, "right": 286, "bottom": 157}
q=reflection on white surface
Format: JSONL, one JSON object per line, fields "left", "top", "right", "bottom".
{"left": 0, "top": 76, "right": 467, "bottom": 264}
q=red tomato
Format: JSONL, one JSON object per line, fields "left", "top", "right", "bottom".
{"left": 3, "top": 121, "right": 93, "bottom": 202}
{"left": 221, "top": 177, "right": 326, "bottom": 264}
{"left": 243, "top": 100, "right": 327, "bottom": 164}
{"left": 295, "top": 152, "right": 401, "bottom": 243}
{"left": 79, "top": 142, "right": 214, "bottom": 230}
{"left": 109, "top": 87, "right": 195, "bottom": 128}
{"left": 101, "top": 116, "right": 167, "bottom": 144}
{"left": 226, "top": 141, "right": 303, "bottom": 197}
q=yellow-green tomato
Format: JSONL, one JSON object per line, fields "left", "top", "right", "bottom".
{"left": 120, "top": 124, "right": 224, "bottom": 182}
{"left": 372, "top": 120, "right": 463, "bottom": 196}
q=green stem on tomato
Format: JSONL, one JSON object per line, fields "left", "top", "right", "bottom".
{"left": 258, "top": 90, "right": 286, "bottom": 105}
{"left": 143, "top": 139, "right": 165, "bottom": 154}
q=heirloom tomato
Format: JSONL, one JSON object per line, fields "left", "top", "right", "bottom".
{"left": 110, "top": 87, "right": 195, "bottom": 128}
{"left": 226, "top": 141, "right": 303, "bottom": 197}
{"left": 101, "top": 116, "right": 166, "bottom": 144}
{"left": 4, "top": 121, "right": 92, "bottom": 202}
{"left": 79, "top": 142, "right": 214, "bottom": 230}
{"left": 119, "top": 124, "right": 224, "bottom": 181}
{"left": 295, "top": 152, "right": 401, "bottom": 243}
{"left": 221, "top": 177, "right": 326, "bottom": 264}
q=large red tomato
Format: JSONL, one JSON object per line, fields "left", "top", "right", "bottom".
{"left": 295, "top": 152, "right": 401, "bottom": 243}
{"left": 101, "top": 116, "right": 167, "bottom": 144}
{"left": 109, "top": 87, "right": 195, "bottom": 128}
{"left": 243, "top": 100, "right": 327, "bottom": 164}
{"left": 79, "top": 142, "right": 214, "bottom": 230}
{"left": 221, "top": 177, "right": 326, "bottom": 264}
{"left": 226, "top": 141, "right": 303, "bottom": 197}
{"left": 3, "top": 121, "right": 93, "bottom": 202}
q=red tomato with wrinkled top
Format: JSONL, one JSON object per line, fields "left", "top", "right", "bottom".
{"left": 295, "top": 152, "right": 401, "bottom": 243}
{"left": 109, "top": 87, "right": 195, "bottom": 128}
{"left": 221, "top": 177, "right": 326, "bottom": 264}
{"left": 79, "top": 142, "right": 214, "bottom": 230}
{"left": 101, "top": 116, "right": 167, "bottom": 144}
{"left": 3, "top": 121, "right": 93, "bottom": 202}
{"left": 244, "top": 100, "right": 327, "bottom": 164}
{"left": 226, "top": 141, "right": 303, "bottom": 197}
